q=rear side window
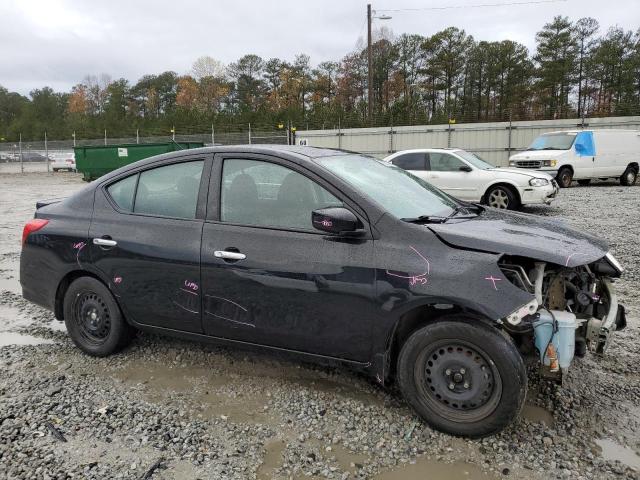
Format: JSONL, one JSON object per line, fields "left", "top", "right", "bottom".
{"left": 391, "top": 152, "right": 426, "bottom": 170}
{"left": 107, "top": 174, "right": 138, "bottom": 211}
{"left": 134, "top": 161, "right": 204, "bottom": 219}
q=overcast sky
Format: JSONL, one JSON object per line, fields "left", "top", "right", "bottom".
{"left": 1, "top": 0, "right": 638, "bottom": 96}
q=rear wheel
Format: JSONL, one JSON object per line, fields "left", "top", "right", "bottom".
{"left": 63, "top": 277, "right": 135, "bottom": 356}
{"left": 397, "top": 318, "right": 527, "bottom": 437}
{"left": 577, "top": 179, "right": 591, "bottom": 186}
{"left": 485, "top": 185, "right": 518, "bottom": 210}
{"left": 620, "top": 166, "right": 637, "bottom": 186}
{"left": 556, "top": 167, "right": 573, "bottom": 188}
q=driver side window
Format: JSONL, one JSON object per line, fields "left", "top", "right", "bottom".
{"left": 428, "top": 153, "right": 465, "bottom": 172}
{"left": 221, "top": 159, "right": 343, "bottom": 231}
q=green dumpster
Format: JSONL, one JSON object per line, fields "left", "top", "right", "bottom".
{"left": 74, "top": 142, "right": 205, "bottom": 181}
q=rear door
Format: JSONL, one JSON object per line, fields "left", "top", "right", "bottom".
{"left": 426, "top": 152, "right": 479, "bottom": 200}
{"left": 89, "top": 155, "right": 212, "bottom": 333}
{"left": 199, "top": 153, "right": 377, "bottom": 361}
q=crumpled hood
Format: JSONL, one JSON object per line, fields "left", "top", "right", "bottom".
{"left": 428, "top": 208, "right": 609, "bottom": 267}
{"left": 490, "top": 167, "right": 554, "bottom": 180}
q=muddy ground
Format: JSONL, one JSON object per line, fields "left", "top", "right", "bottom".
{"left": 1, "top": 167, "right": 639, "bottom": 479}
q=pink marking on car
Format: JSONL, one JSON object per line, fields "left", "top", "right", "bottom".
{"left": 73, "top": 241, "right": 86, "bottom": 267}
{"left": 113, "top": 276, "right": 122, "bottom": 284}
{"left": 184, "top": 280, "right": 199, "bottom": 291}
{"left": 485, "top": 275, "right": 502, "bottom": 290}
{"left": 386, "top": 245, "right": 430, "bottom": 286}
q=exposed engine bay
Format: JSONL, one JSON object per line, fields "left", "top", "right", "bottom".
{"left": 499, "top": 253, "right": 626, "bottom": 379}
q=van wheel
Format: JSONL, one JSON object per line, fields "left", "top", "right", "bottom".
{"left": 620, "top": 167, "right": 637, "bottom": 186}
{"left": 63, "top": 277, "right": 135, "bottom": 357}
{"left": 577, "top": 179, "right": 591, "bottom": 186}
{"left": 556, "top": 167, "right": 573, "bottom": 188}
{"left": 396, "top": 318, "right": 527, "bottom": 438}
{"left": 485, "top": 185, "right": 518, "bottom": 210}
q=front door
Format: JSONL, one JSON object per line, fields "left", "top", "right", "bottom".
{"left": 89, "top": 157, "right": 210, "bottom": 333}
{"left": 426, "top": 152, "right": 478, "bottom": 200}
{"left": 200, "top": 155, "right": 377, "bottom": 361}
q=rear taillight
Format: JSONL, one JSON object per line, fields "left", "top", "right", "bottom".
{"left": 22, "top": 219, "right": 49, "bottom": 246}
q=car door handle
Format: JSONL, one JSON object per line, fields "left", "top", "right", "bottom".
{"left": 214, "top": 250, "right": 246, "bottom": 261}
{"left": 93, "top": 238, "right": 118, "bottom": 247}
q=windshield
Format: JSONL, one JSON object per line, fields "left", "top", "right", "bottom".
{"left": 455, "top": 150, "right": 495, "bottom": 170}
{"left": 528, "top": 133, "right": 576, "bottom": 151}
{"left": 317, "top": 154, "right": 458, "bottom": 219}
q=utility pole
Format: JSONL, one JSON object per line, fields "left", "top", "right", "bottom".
{"left": 45, "top": 131, "right": 50, "bottom": 174}
{"left": 19, "top": 133, "right": 23, "bottom": 173}
{"left": 367, "top": 4, "right": 373, "bottom": 125}
{"left": 104, "top": 129, "right": 107, "bottom": 145}
{"left": 136, "top": 129, "right": 139, "bottom": 144}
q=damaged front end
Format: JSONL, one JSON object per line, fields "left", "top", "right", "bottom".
{"left": 498, "top": 253, "right": 626, "bottom": 380}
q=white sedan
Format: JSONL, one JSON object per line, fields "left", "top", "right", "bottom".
{"left": 383, "top": 148, "right": 558, "bottom": 210}
{"left": 49, "top": 152, "right": 76, "bottom": 172}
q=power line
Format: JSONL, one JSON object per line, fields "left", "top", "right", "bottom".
{"left": 377, "top": 0, "right": 568, "bottom": 13}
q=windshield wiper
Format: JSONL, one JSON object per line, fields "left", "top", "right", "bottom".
{"left": 402, "top": 206, "right": 480, "bottom": 224}
{"left": 401, "top": 214, "right": 448, "bottom": 224}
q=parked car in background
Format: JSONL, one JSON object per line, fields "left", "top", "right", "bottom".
{"left": 509, "top": 129, "right": 640, "bottom": 187}
{"left": 20, "top": 146, "right": 626, "bottom": 437}
{"left": 50, "top": 152, "right": 76, "bottom": 172}
{"left": 384, "top": 148, "right": 558, "bottom": 210}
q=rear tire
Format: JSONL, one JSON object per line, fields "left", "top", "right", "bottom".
{"left": 485, "top": 185, "right": 519, "bottom": 210}
{"left": 63, "top": 277, "right": 135, "bottom": 356}
{"left": 620, "top": 166, "right": 637, "bottom": 186}
{"left": 577, "top": 179, "right": 591, "bottom": 186}
{"left": 397, "top": 318, "right": 527, "bottom": 438}
{"left": 556, "top": 167, "right": 573, "bottom": 188}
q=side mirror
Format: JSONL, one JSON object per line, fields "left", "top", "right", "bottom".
{"left": 312, "top": 207, "right": 363, "bottom": 236}
{"left": 459, "top": 165, "right": 473, "bottom": 172}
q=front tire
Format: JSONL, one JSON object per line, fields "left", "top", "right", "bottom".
{"left": 620, "top": 166, "right": 637, "bottom": 186}
{"left": 63, "top": 277, "right": 134, "bottom": 356}
{"left": 485, "top": 185, "right": 519, "bottom": 210}
{"left": 556, "top": 167, "right": 573, "bottom": 188}
{"left": 397, "top": 318, "right": 527, "bottom": 438}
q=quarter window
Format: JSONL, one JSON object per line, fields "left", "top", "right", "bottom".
{"left": 107, "top": 174, "right": 138, "bottom": 211}
{"left": 391, "top": 152, "right": 426, "bottom": 170}
{"left": 133, "top": 161, "right": 204, "bottom": 219}
{"left": 221, "top": 159, "right": 343, "bottom": 230}
{"left": 428, "top": 153, "right": 465, "bottom": 172}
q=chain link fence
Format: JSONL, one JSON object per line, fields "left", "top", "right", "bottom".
{"left": 0, "top": 126, "right": 290, "bottom": 172}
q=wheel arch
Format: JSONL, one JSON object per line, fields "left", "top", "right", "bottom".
{"left": 482, "top": 181, "right": 522, "bottom": 206}
{"left": 627, "top": 162, "right": 639, "bottom": 172}
{"left": 381, "top": 302, "right": 499, "bottom": 384}
{"left": 54, "top": 269, "right": 114, "bottom": 320}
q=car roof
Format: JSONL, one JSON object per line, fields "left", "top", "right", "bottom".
{"left": 387, "top": 148, "right": 462, "bottom": 156}
{"left": 95, "top": 145, "right": 358, "bottom": 184}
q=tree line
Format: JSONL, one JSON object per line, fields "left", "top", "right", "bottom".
{"left": 1, "top": 15, "right": 639, "bottom": 142}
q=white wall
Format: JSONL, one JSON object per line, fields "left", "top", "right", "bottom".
{"left": 296, "top": 116, "right": 640, "bottom": 166}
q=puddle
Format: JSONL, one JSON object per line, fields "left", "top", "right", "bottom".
{"left": 112, "top": 361, "right": 271, "bottom": 424}
{"left": 595, "top": 438, "right": 640, "bottom": 470}
{"left": 375, "top": 456, "right": 500, "bottom": 480}
{"left": 326, "top": 444, "right": 370, "bottom": 474}
{"left": 0, "top": 331, "right": 54, "bottom": 347}
{"left": 256, "top": 438, "right": 287, "bottom": 480}
{"left": 521, "top": 404, "right": 554, "bottom": 426}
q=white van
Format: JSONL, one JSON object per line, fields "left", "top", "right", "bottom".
{"left": 509, "top": 129, "right": 639, "bottom": 187}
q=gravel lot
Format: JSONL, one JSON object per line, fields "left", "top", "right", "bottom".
{"left": 1, "top": 168, "right": 639, "bottom": 480}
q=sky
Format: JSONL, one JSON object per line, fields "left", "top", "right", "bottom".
{"left": 1, "top": 0, "right": 639, "bottom": 96}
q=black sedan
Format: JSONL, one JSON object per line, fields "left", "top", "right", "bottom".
{"left": 20, "top": 145, "right": 625, "bottom": 437}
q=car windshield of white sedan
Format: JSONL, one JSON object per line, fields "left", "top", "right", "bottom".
{"left": 455, "top": 150, "right": 495, "bottom": 170}
{"left": 528, "top": 133, "right": 576, "bottom": 151}
{"left": 317, "top": 155, "right": 458, "bottom": 219}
